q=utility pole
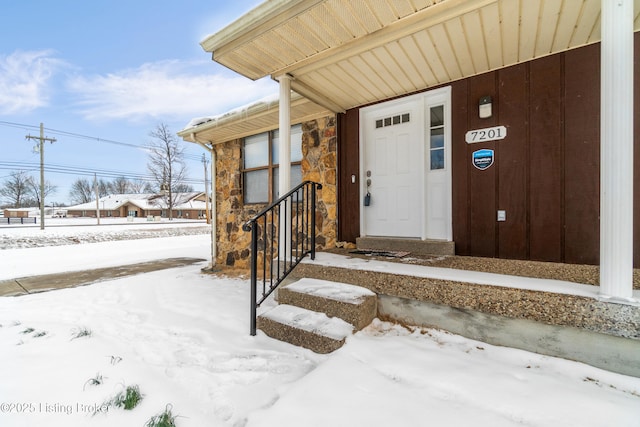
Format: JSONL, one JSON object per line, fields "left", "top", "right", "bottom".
{"left": 202, "top": 153, "right": 210, "bottom": 224}
{"left": 94, "top": 173, "right": 101, "bottom": 225}
{"left": 25, "top": 123, "right": 56, "bottom": 230}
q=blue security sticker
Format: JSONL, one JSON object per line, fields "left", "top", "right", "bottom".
{"left": 472, "top": 149, "right": 494, "bottom": 170}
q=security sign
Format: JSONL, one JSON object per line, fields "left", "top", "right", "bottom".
{"left": 472, "top": 149, "right": 494, "bottom": 170}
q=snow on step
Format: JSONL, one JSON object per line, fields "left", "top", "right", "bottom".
{"left": 261, "top": 304, "right": 354, "bottom": 340}
{"left": 285, "top": 278, "right": 375, "bottom": 304}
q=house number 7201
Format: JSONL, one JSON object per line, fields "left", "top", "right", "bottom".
{"left": 465, "top": 126, "right": 507, "bottom": 144}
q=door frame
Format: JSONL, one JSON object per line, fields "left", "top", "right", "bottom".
{"left": 358, "top": 86, "right": 452, "bottom": 241}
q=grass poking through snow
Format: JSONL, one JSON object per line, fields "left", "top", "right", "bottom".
{"left": 71, "top": 326, "right": 92, "bottom": 340}
{"left": 106, "top": 384, "right": 143, "bottom": 411}
{"left": 145, "top": 404, "right": 179, "bottom": 427}
{"left": 83, "top": 373, "right": 104, "bottom": 390}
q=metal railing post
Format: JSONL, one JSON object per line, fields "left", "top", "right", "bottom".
{"left": 249, "top": 223, "right": 258, "bottom": 336}
{"left": 310, "top": 183, "right": 318, "bottom": 260}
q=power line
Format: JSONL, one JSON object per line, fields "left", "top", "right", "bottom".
{"left": 1, "top": 121, "right": 205, "bottom": 191}
{"left": 0, "top": 161, "right": 203, "bottom": 185}
{"left": 0, "top": 120, "right": 203, "bottom": 162}
{"left": 0, "top": 160, "right": 154, "bottom": 179}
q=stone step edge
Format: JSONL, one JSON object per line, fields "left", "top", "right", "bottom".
{"left": 282, "top": 278, "right": 376, "bottom": 305}
{"left": 259, "top": 304, "right": 354, "bottom": 341}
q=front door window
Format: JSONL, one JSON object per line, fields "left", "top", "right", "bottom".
{"left": 429, "top": 106, "right": 445, "bottom": 170}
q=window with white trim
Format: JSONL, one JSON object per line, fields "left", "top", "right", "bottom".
{"left": 242, "top": 124, "right": 303, "bottom": 204}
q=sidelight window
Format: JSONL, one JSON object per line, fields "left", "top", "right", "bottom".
{"left": 429, "top": 105, "right": 445, "bottom": 170}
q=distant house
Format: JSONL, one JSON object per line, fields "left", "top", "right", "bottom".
{"left": 66, "top": 193, "right": 210, "bottom": 219}
{"left": 2, "top": 208, "right": 37, "bottom": 224}
{"left": 3, "top": 209, "right": 31, "bottom": 218}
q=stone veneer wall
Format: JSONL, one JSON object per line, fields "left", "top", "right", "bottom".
{"left": 214, "top": 115, "right": 337, "bottom": 269}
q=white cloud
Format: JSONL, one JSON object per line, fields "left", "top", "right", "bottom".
{"left": 0, "top": 50, "right": 64, "bottom": 114}
{"left": 67, "top": 60, "right": 277, "bottom": 122}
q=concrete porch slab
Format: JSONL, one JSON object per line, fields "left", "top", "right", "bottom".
{"left": 356, "top": 236, "right": 455, "bottom": 256}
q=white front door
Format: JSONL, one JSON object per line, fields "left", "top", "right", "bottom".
{"left": 360, "top": 87, "right": 452, "bottom": 240}
{"left": 361, "top": 97, "right": 423, "bottom": 237}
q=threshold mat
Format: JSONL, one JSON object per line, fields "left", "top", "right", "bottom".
{"left": 349, "top": 249, "right": 410, "bottom": 258}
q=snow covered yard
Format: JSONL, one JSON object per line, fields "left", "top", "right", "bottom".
{"left": 0, "top": 222, "right": 639, "bottom": 426}
{"left": 0, "top": 217, "right": 209, "bottom": 250}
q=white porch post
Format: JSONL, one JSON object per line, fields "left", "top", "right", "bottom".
{"left": 600, "top": 0, "right": 634, "bottom": 300}
{"left": 278, "top": 74, "right": 292, "bottom": 196}
{"left": 277, "top": 74, "right": 292, "bottom": 257}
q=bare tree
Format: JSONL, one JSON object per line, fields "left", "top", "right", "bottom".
{"left": 146, "top": 123, "right": 187, "bottom": 219}
{"left": 173, "top": 183, "right": 194, "bottom": 193}
{"left": 129, "top": 179, "right": 153, "bottom": 194}
{"left": 97, "top": 179, "right": 110, "bottom": 198}
{"left": 109, "top": 176, "right": 130, "bottom": 194}
{"left": 0, "top": 171, "right": 31, "bottom": 208}
{"left": 26, "top": 176, "right": 57, "bottom": 207}
{"left": 69, "top": 178, "right": 93, "bottom": 204}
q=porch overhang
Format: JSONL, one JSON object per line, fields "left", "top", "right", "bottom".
{"left": 177, "top": 91, "right": 331, "bottom": 144}
{"left": 200, "top": 0, "right": 640, "bottom": 113}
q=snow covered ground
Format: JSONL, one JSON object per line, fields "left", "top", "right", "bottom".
{"left": 0, "top": 221, "right": 639, "bottom": 426}
{"left": 0, "top": 217, "right": 209, "bottom": 250}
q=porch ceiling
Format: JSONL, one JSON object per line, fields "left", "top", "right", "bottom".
{"left": 202, "top": 0, "right": 640, "bottom": 113}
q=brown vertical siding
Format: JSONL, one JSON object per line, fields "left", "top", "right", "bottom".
{"left": 563, "top": 43, "right": 600, "bottom": 265}
{"left": 529, "top": 55, "right": 563, "bottom": 262}
{"left": 337, "top": 109, "right": 360, "bottom": 242}
{"left": 634, "top": 33, "right": 640, "bottom": 268}
{"left": 467, "top": 73, "right": 498, "bottom": 257}
{"left": 451, "top": 79, "right": 470, "bottom": 255}
{"left": 497, "top": 63, "right": 529, "bottom": 260}
{"left": 449, "top": 41, "right": 611, "bottom": 266}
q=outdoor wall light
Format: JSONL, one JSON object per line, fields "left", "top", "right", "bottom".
{"left": 479, "top": 95, "right": 492, "bottom": 119}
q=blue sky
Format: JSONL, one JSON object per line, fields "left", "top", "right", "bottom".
{"left": 0, "top": 0, "right": 277, "bottom": 205}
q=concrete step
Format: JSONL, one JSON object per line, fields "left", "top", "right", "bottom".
{"left": 356, "top": 236, "right": 454, "bottom": 256}
{"left": 257, "top": 304, "right": 354, "bottom": 354}
{"left": 277, "top": 278, "right": 377, "bottom": 331}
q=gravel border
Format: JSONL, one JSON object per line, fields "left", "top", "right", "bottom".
{"left": 326, "top": 248, "right": 640, "bottom": 290}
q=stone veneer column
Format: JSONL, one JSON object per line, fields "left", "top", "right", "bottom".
{"left": 301, "top": 116, "right": 338, "bottom": 249}
{"left": 213, "top": 140, "right": 251, "bottom": 268}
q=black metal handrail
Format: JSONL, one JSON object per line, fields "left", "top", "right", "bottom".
{"left": 242, "top": 180, "right": 322, "bottom": 336}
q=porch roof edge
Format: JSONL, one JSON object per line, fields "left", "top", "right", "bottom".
{"left": 200, "top": 0, "right": 324, "bottom": 61}
{"left": 178, "top": 91, "right": 332, "bottom": 145}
